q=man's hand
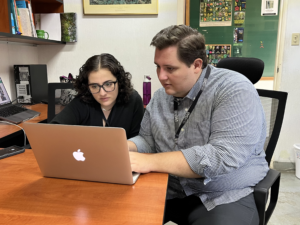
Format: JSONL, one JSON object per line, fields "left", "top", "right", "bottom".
{"left": 129, "top": 151, "right": 202, "bottom": 178}
{"left": 129, "top": 152, "right": 154, "bottom": 173}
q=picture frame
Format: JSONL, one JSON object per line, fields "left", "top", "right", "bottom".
{"left": 83, "top": 0, "right": 158, "bottom": 15}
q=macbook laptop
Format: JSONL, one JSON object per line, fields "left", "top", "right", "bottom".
{"left": 23, "top": 123, "right": 140, "bottom": 185}
{"left": 0, "top": 77, "right": 40, "bottom": 124}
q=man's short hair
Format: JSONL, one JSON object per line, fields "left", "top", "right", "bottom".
{"left": 150, "top": 24, "right": 207, "bottom": 68}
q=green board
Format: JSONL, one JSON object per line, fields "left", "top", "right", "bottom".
{"left": 190, "top": 0, "right": 280, "bottom": 77}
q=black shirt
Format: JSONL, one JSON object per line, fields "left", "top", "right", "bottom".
{"left": 51, "top": 90, "right": 144, "bottom": 139}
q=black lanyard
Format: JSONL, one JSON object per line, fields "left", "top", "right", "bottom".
{"left": 100, "top": 107, "right": 111, "bottom": 127}
{"left": 102, "top": 114, "right": 110, "bottom": 127}
{"left": 174, "top": 66, "right": 211, "bottom": 145}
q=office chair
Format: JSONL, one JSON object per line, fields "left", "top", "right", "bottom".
{"left": 47, "top": 83, "right": 75, "bottom": 123}
{"left": 216, "top": 57, "right": 288, "bottom": 225}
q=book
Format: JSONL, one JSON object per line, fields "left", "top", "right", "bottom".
{"left": 18, "top": 8, "right": 32, "bottom": 36}
{"left": 15, "top": 0, "right": 26, "bottom": 8}
{"left": 10, "top": 0, "right": 19, "bottom": 33}
{"left": 11, "top": 13, "right": 16, "bottom": 34}
{"left": 14, "top": 0, "right": 23, "bottom": 34}
{"left": 27, "top": 2, "right": 37, "bottom": 37}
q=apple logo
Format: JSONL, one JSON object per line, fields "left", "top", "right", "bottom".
{"left": 73, "top": 149, "right": 85, "bottom": 161}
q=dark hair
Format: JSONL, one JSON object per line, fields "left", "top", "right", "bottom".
{"left": 74, "top": 53, "right": 133, "bottom": 105}
{"left": 150, "top": 24, "right": 207, "bottom": 68}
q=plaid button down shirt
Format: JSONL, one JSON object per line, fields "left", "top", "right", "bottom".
{"left": 130, "top": 65, "right": 269, "bottom": 210}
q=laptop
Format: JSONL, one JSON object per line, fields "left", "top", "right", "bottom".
{"left": 23, "top": 123, "right": 140, "bottom": 185}
{"left": 0, "top": 77, "right": 40, "bottom": 124}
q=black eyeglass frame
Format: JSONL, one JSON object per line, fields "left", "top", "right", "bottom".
{"left": 88, "top": 81, "right": 118, "bottom": 93}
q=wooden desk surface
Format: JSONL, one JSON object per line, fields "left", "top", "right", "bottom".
{"left": 0, "top": 104, "right": 48, "bottom": 139}
{"left": 0, "top": 150, "right": 168, "bottom": 225}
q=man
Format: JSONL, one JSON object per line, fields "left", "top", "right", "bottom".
{"left": 128, "top": 24, "right": 269, "bottom": 225}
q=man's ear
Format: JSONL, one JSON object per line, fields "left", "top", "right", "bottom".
{"left": 193, "top": 58, "right": 203, "bottom": 73}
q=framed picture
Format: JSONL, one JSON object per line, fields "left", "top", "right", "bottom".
{"left": 83, "top": 0, "right": 158, "bottom": 15}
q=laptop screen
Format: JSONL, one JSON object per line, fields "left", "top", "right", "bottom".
{"left": 0, "top": 77, "right": 12, "bottom": 106}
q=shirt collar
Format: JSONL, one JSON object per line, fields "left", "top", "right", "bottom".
{"left": 184, "top": 65, "right": 209, "bottom": 101}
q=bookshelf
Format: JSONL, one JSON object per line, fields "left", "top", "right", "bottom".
{"left": 0, "top": 0, "right": 66, "bottom": 45}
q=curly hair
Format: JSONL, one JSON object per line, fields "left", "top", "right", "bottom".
{"left": 150, "top": 24, "right": 207, "bottom": 69}
{"left": 74, "top": 53, "right": 133, "bottom": 105}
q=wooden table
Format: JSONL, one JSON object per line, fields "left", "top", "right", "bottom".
{"left": 0, "top": 104, "right": 48, "bottom": 147}
{"left": 0, "top": 150, "right": 168, "bottom": 225}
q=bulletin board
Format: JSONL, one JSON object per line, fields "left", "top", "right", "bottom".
{"left": 187, "top": 0, "right": 281, "bottom": 78}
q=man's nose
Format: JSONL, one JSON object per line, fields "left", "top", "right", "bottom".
{"left": 157, "top": 69, "right": 168, "bottom": 81}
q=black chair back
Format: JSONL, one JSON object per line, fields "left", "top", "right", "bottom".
{"left": 217, "top": 57, "right": 264, "bottom": 84}
{"left": 217, "top": 57, "right": 288, "bottom": 225}
{"left": 257, "top": 89, "right": 287, "bottom": 165}
{"left": 48, "top": 83, "right": 75, "bottom": 123}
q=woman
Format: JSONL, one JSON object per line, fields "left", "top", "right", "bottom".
{"left": 51, "top": 53, "right": 144, "bottom": 139}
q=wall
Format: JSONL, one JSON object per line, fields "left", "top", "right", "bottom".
{"left": 0, "top": 43, "right": 38, "bottom": 100}
{"left": 37, "top": 0, "right": 178, "bottom": 98}
{"left": 272, "top": 0, "right": 300, "bottom": 165}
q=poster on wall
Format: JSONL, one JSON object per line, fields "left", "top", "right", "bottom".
{"left": 82, "top": 0, "right": 158, "bottom": 15}
{"left": 233, "top": 0, "right": 246, "bottom": 57}
{"left": 234, "top": 11, "right": 245, "bottom": 26}
{"left": 199, "top": 0, "right": 232, "bottom": 27}
{"left": 234, "top": 0, "right": 246, "bottom": 12}
{"left": 261, "top": 0, "right": 278, "bottom": 16}
{"left": 234, "top": 27, "right": 244, "bottom": 43}
{"left": 206, "top": 44, "right": 231, "bottom": 66}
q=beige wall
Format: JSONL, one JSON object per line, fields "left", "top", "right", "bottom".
{"left": 272, "top": 0, "right": 300, "bottom": 164}
{"left": 0, "top": 43, "right": 38, "bottom": 101}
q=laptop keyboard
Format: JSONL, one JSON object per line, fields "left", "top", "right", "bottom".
{"left": 0, "top": 105, "right": 27, "bottom": 118}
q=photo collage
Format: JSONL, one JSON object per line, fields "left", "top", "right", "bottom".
{"left": 206, "top": 44, "right": 231, "bottom": 66}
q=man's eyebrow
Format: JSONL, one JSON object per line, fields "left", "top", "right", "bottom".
{"left": 154, "top": 62, "right": 177, "bottom": 67}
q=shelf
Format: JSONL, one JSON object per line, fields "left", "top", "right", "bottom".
{"left": 0, "top": 32, "right": 66, "bottom": 45}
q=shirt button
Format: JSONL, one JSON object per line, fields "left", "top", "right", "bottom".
{"left": 181, "top": 128, "right": 184, "bottom": 132}
{"left": 185, "top": 108, "right": 188, "bottom": 111}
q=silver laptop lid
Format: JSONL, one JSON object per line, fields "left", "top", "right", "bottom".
{"left": 23, "top": 123, "right": 139, "bottom": 185}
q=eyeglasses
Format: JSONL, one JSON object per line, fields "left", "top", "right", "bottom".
{"left": 88, "top": 81, "right": 117, "bottom": 94}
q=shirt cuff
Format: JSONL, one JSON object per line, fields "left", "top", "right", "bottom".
{"left": 181, "top": 145, "right": 212, "bottom": 184}
{"left": 129, "top": 135, "right": 154, "bottom": 153}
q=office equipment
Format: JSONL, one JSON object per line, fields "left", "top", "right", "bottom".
{"left": 14, "top": 64, "right": 48, "bottom": 104}
{"left": 0, "top": 77, "right": 40, "bottom": 124}
{"left": 0, "top": 104, "right": 47, "bottom": 148}
{"left": 0, "top": 150, "right": 168, "bottom": 225}
{"left": 23, "top": 123, "right": 140, "bottom": 185}
{"left": 0, "top": 145, "right": 25, "bottom": 159}
{"left": 217, "top": 57, "right": 288, "bottom": 225}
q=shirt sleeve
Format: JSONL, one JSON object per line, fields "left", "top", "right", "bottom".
{"left": 127, "top": 91, "right": 145, "bottom": 139}
{"left": 181, "top": 81, "right": 265, "bottom": 180}
{"left": 129, "top": 98, "right": 156, "bottom": 153}
{"left": 50, "top": 98, "right": 86, "bottom": 124}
